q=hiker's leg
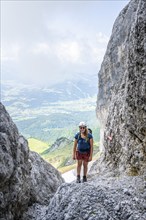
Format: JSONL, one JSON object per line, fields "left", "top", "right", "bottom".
{"left": 83, "top": 161, "right": 88, "bottom": 176}
{"left": 77, "top": 160, "right": 82, "bottom": 176}
{"left": 76, "top": 160, "right": 82, "bottom": 183}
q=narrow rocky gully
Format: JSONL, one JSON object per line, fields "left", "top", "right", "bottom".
{"left": 0, "top": 99, "right": 145, "bottom": 220}
{"left": 0, "top": 0, "right": 146, "bottom": 219}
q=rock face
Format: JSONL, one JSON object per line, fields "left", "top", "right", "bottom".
{"left": 0, "top": 102, "right": 64, "bottom": 220}
{"left": 29, "top": 151, "right": 64, "bottom": 205}
{"left": 96, "top": 0, "right": 146, "bottom": 175}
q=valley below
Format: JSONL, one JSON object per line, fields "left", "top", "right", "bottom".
{"left": 2, "top": 77, "right": 100, "bottom": 172}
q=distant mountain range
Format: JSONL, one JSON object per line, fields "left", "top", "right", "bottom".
{"left": 1, "top": 74, "right": 100, "bottom": 143}
{"left": 2, "top": 74, "right": 98, "bottom": 108}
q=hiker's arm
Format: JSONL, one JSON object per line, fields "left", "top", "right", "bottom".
{"left": 73, "top": 139, "right": 77, "bottom": 160}
{"left": 89, "top": 138, "right": 93, "bottom": 161}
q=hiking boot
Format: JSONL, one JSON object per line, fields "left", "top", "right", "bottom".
{"left": 76, "top": 175, "right": 81, "bottom": 183}
{"left": 82, "top": 176, "right": 87, "bottom": 183}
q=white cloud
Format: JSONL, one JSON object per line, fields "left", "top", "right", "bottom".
{"left": 96, "top": 32, "right": 109, "bottom": 44}
{"left": 31, "top": 43, "right": 51, "bottom": 55}
{"left": 1, "top": 0, "right": 128, "bottom": 86}
{"left": 1, "top": 43, "right": 21, "bottom": 61}
{"left": 92, "top": 47, "right": 107, "bottom": 63}
{"left": 1, "top": 34, "right": 108, "bottom": 86}
{"left": 56, "top": 41, "right": 81, "bottom": 63}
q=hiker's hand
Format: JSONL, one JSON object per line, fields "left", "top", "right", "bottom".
{"left": 73, "top": 155, "right": 76, "bottom": 160}
{"left": 88, "top": 156, "right": 92, "bottom": 162}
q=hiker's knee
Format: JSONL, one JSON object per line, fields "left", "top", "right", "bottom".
{"left": 77, "top": 160, "right": 82, "bottom": 167}
{"left": 83, "top": 161, "right": 88, "bottom": 167}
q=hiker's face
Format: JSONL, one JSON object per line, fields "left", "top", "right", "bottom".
{"left": 79, "top": 126, "right": 86, "bottom": 133}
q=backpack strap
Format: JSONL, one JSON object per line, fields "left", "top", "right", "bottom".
{"left": 77, "top": 133, "right": 90, "bottom": 144}
{"left": 77, "top": 132, "right": 81, "bottom": 142}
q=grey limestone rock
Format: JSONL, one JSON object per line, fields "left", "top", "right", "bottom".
{"left": 22, "top": 183, "right": 114, "bottom": 220}
{"left": 0, "top": 103, "right": 31, "bottom": 220}
{"left": 96, "top": 0, "right": 146, "bottom": 176}
{"left": 0, "top": 102, "right": 64, "bottom": 219}
{"left": 29, "top": 150, "right": 64, "bottom": 205}
{"left": 22, "top": 175, "right": 146, "bottom": 220}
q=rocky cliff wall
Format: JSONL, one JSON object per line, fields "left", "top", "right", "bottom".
{"left": 96, "top": 0, "right": 146, "bottom": 175}
{"left": 0, "top": 102, "right": 64, "bottom": 220}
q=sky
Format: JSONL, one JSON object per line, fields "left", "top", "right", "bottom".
{"left": 1, "top": 0, "right": 130, "bottom": 87}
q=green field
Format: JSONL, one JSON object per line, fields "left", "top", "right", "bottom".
{"left": 28, "top": 138, "right": 50, "bottom": 153}
{"left": 28, "top": 137, "right": 100, "bottom": 173}
{"left": 16, "top": 110, "right": 100, "bottom": 143}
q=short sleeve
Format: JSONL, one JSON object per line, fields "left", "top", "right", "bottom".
{"left": 88, "top": 133, "right": 93, "bottom": 139}
{"left": 74, "top": 132, "right": 79, "bottom": 139}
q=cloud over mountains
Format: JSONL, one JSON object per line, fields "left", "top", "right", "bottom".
{"left": 1, "top": 0, "right": 129, "bottom": 86}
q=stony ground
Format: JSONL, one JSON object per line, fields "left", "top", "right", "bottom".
{"left": 22, "top": 173, "right": 146, "bottom": 220}
{"left": 89, "top": 174, "right": 146, "bottom": 220}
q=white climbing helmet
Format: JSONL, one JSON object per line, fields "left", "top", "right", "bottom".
{"left": 78, "top": 121, "right": 87, "bottom": 127}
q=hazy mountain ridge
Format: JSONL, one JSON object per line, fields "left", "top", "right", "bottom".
{"left": 45, "top": 137, "right": 73, "bottom": 153}
{"left": 2, "top": 75, "right": 99, "bottom": 143}
{"left": 16, "top": 112, "right": 100, "bottom": 143}
{"left": 2, "top": 74, "right": 97, "bottom": 107}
